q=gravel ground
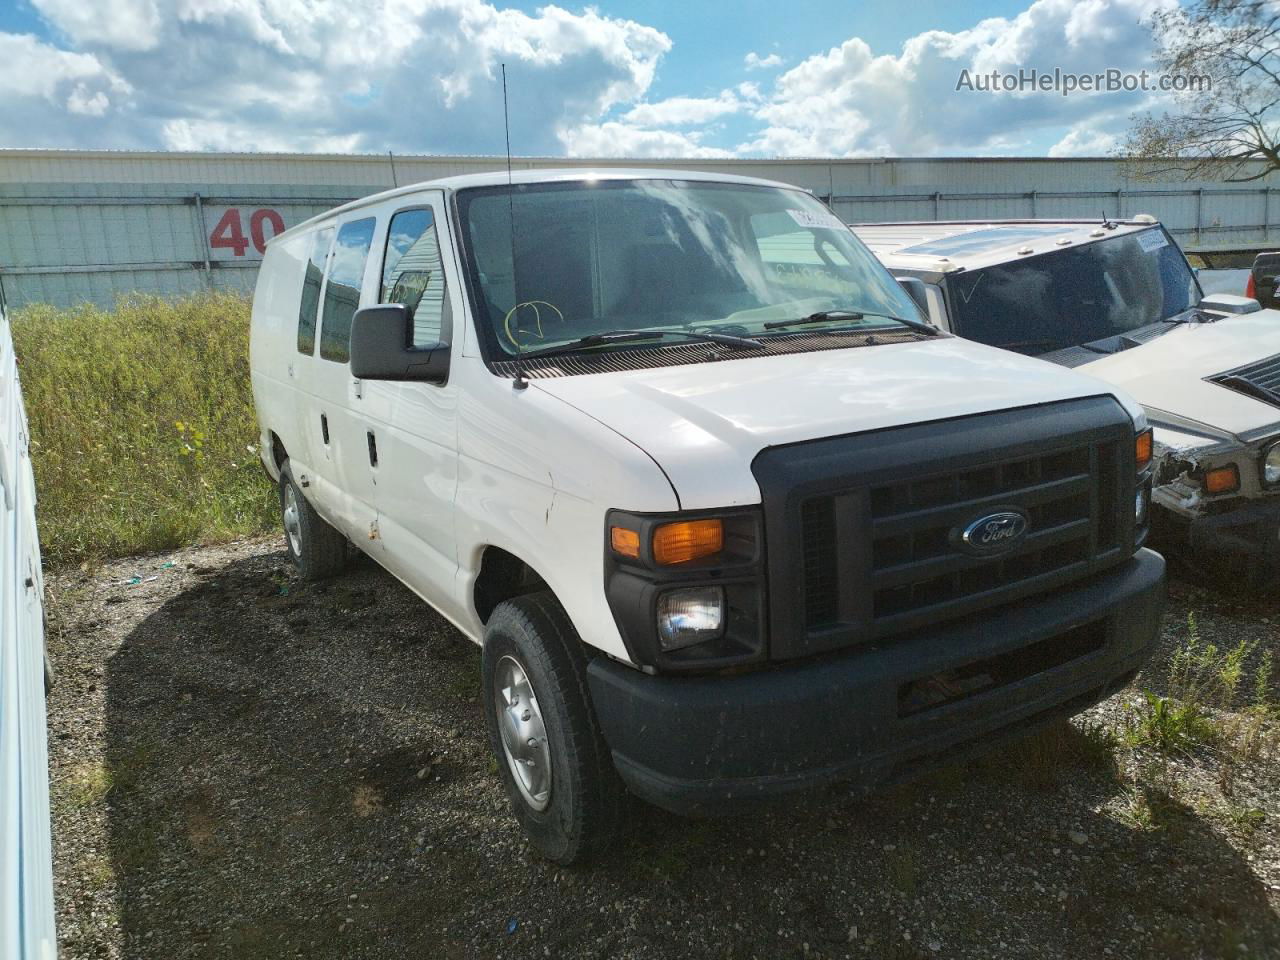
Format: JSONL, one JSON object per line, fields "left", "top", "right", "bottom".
{"left": 44, "top": 536, "right": 1280, "bottom": 960}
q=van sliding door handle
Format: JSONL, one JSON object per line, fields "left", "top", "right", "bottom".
{"left": 367, "top": 431, "right": 378, "bottom": 468}
{"left": 320, "top": 414, "right": 329, "bottom": 445}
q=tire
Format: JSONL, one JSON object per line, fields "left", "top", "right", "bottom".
{"left": 482, "top": 591, "right": 623, "bottom": 864}
{"left": 278, "top": 461, "right": 347, "bottom": 581}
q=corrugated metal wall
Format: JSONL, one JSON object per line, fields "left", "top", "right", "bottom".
{"left": 4, "top": 150, "right": 1280, "bottom": 308}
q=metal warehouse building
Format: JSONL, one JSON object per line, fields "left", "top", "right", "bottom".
{"left": 2, "top": 148, "right": 1279, "bottom": 308}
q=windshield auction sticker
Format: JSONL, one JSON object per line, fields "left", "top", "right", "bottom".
{"left": 1136, "top": 229, "right": 1169, "bottom": 253}
{"left": 787, "top": 209, "right": 846, "bottom": 231}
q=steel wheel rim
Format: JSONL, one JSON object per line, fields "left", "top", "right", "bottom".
{"left": 494, "top": 654, "right": 552, "bottom": 811}
{"left": 283, "top": 484, "right": 303, "bottom": 556}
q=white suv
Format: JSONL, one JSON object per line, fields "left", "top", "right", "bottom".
{"left": 251, "top": 170, "right": 1165, "bottom": 862}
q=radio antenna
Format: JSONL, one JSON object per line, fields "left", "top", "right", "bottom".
{"left": 502, "top": 63, "right": 528, "bottom": 391}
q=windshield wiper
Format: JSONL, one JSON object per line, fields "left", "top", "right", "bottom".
{"left": 511, "top": 328, "right": 764, "bottom": 363}
{"left": 763, "top": 309, "right": 941, "bottom": 337}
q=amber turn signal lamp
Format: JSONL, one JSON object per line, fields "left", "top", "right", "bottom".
{"left": 610, "top": 526, "right": 641, "bottom": 559}
{"left": 1204, "top": 464, "right": 1240, "bottom": 495}
{"left": 1135, "top": 429, "right": 1153, "bottom": 471}
{"left": 652, "top": 519, "right": 724, "bottom": 565}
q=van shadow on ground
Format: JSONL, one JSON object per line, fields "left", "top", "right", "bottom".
{"left": 102, "top": 548, "right": 1280, "bottom": 959}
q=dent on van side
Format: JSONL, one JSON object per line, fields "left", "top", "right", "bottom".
{"left": 251, "top": 170, "right": 1165, "bottom": 863}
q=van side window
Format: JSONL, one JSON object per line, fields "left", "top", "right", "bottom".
{"left": 381, "top": 208, "right": 448, "bottom": 347}
{"left": 319, "top": 217, "right": 376, "bottom": 363}
{"left": 297, "top": 227, "right": 332, "bottom": 355}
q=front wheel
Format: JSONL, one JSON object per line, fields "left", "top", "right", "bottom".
{"left": 482, "top": 592, "right": 623, "bottom": 864}
{"left": 278, "top": 462, "right": 347, "bottom": 581}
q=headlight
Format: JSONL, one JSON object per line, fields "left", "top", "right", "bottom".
{"left": 1264, "top": 442, "right": 1280, "bottom": 486}
{"left": 657, "top": 587, "right": 725, "bottom": 651}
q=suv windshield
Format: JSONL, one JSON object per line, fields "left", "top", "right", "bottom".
{"left": 455, "top": 179, "right": 922, "bottom": 358}
{"left": 944, "top": 227, "right": 1201, "bottom": 355}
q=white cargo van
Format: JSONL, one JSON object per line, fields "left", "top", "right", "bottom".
{"left": 250, "top": 170, "right": 1165, "bottom": 863}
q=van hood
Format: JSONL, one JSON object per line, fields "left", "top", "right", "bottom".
{"left": 532, "top": 338, "right": 1138, "bottom": 509}
{"left": 1075, "top": 311, "right": 1280, "bottom": 443}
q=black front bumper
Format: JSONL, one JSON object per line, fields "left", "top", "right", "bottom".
{"left": 588, "top": 548, "right": 1165, "bottom": 815}
{"left": 1152, "top": 496, "right": 1280, "bottom": 565}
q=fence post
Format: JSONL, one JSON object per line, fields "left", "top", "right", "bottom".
{"left": 1196, "top": 188, "right": 1204, "bottom": 245}
{"left": 193, "top": 193, "right": 213, "bottom": 287}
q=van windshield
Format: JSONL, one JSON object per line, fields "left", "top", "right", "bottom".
{"left": 944, "top": 227, "right": 1201, "bottom": 355}
{"left": 455, "top": 179, "right": 923, "bottom": 358}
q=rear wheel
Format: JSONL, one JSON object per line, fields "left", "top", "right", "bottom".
{"left": 278, "top": 462, "right": 347, "bottom": 581}
{"left": 482, "top": 592, "right": 623, "bottom": 864}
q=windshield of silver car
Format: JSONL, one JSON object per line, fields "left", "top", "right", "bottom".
{"left": 944, "top": 227, "right": 1201, "bottom": 355}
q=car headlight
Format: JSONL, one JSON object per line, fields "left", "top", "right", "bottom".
{"left": 656, "top": 587, "right": 725, "bottom": 651}
{"left": 1264, "top": 441, "right": 1280, "bottom": 487}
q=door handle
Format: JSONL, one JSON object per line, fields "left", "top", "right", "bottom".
{"left": 320, "top": 413, "right": 329, "bottom": 445}
{"left": 367, "top": 431, "right": 378, "bottom": 468}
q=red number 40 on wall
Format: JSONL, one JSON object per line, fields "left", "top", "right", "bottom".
{"left": 209, "top": 208, "right": 286, "bottom": 257}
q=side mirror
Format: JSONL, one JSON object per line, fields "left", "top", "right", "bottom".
{"left": 895, "top": 276, "right": 930, "bottom": 316}
{"left": 1198, "top": 293, "right": 1261, "bottom": 315}
{"left": 350, "top": 305, "right": 449, "bottom": 383}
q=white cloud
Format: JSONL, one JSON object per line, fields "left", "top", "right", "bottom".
{"left": 8, "top": 0, "right": 672, "bottom": 154}
{"left": 559, "top": 121, "right": 735, "bottom": 158}
{"left": 1048, "top": 125, "right": 1119, "bottom": 156}
{"left": 741, "top": 0, "right": 1178, "bottom": 156}
{"left": 2, "top": 0, "right": 1182, "bottom": 159}
{"left": 744, "top": 51, "right": 784, "bottom": 70}
{"left": 622, "top": 90, "right": 744, "bottom": 126}
{"left": 0, "top": 33, "right": 131, "bottom": 143}
{"left": 33, "top": 0, "right": 163, "bottom": 52}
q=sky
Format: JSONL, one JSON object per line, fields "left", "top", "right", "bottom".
{"left": 0, "top": 0, "right": 1184, "bottom": 158}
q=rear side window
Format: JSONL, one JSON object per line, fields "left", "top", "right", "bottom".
{"left": 319, "top": 217, "right": 376, "bottom": 363}
{"left": 297, "top": 227, "right": 332, "bottom": 355}
{"left": 381, "top": 208, "right": 448, "bottom": 347}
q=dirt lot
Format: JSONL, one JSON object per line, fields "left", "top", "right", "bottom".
{"left": 44, "top": 536, "right": 1280, "bottom": 960}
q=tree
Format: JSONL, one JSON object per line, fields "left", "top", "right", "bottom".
{"left": 1123, "top": 0, "right": 1280, "bottom": 181}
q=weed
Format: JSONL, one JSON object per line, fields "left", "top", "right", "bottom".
{"left": 1223, "top": 802, "right": 1266, "bottom": 837}
{"left": 11, "top": 293, "right": 274, "bottom": 565}
{"left": 1128, "top": 612, "right": 1277, "bottom": 758}
{"left": 62, "top": 761, "right": 113, "bottom": 806}
{"left": 1126, "top": 690, "right": 1217, "bottom": 751}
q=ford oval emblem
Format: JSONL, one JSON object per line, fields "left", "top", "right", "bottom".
{"left": 958, "top": 509, "right": 1030, "bottom": 556}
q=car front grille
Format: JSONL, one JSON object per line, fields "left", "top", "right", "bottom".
{"left": 752, "top": 397, "right": 1140, "bottom": 660}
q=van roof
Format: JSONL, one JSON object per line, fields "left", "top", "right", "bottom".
{"left": 852, "top": 218, "right": 1163, "bottom": 276}
{"left": 273, "top": 167, "right": 810, "bottom": 246}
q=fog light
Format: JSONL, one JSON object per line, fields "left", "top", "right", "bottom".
{"left": 656, "top": 587, "right": 725, "bottom": 651}
{"left": 1264, "top": 442, "right": 1280, "bottom": 486}
{"left": 1135, "top": 485, "right": 1148, "bottom": 524}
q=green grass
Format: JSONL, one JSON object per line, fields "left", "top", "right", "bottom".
{"left": 11, "top": 293, "right": 275, "bottom": 565}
